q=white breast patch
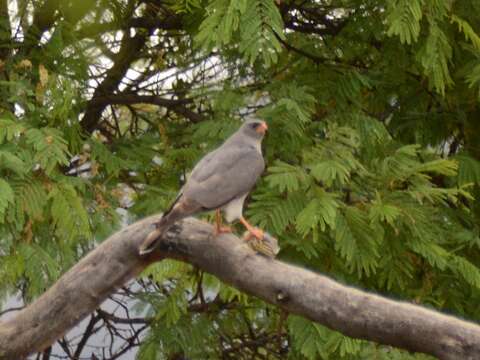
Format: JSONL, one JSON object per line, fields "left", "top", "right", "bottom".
{"left": 223, "top": 193, "right": 248, "bottom": 223}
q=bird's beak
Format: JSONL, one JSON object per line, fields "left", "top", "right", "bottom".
{"left": 256, "top": 121, "right": 268, "bottom": 135}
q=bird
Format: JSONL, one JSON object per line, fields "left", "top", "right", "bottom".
{"left": 138, "top": 119, "right": 268, "bottom": 255}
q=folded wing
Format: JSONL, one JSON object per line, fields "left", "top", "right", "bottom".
{"left": 183, "top": 146, "right": 264, "bottom": 209}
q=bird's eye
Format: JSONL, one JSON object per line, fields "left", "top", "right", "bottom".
{"left": 250, "top": 123, "right": 260, "bottom": 129}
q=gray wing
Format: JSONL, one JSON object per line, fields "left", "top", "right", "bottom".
{"left": 182, "top": 145, "right": 264, "bottom": 209}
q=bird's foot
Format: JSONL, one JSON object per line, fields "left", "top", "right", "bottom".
{"left": 214, "top": 225, "right": 233, "bottom": 236}
{"left": 243, "top": 230, "right": 279, "bottom": 258}
{"left": 244, "top": 227, "right": 264, "bottom": 241}
{"left": 214, "top": 209, "right": 232, "bottom": 236}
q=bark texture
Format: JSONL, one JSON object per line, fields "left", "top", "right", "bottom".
{"left": 1, "top": 215, "right": 480, "bottom": 360}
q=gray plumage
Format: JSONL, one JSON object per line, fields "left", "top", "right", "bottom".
{"left": 139, "top": 119, "right": 267, "bottom": 255}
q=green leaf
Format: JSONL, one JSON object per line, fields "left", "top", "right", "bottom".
{"left": 156, "top": 286, "right": 188, "bottom": 326}
{"left": 25, "top": 127, "right": 70, "bottom": 174}
{"left": 386, "top": 0, "right": 423, "bottom": 44}
{"left": 238, "top": 0, "right": 285, "bottom": 65}
{"left": 0, "top": 151, "right": 26, "bottom": 175}
{"left": 465, "top": 63, "right": 480, "bottom": 89}
{"left": 335, "top": 207, "right": 383, "bottom": 276}
{"left": 0, "top": 179, "right": 14, "bottom": 222}
{"left": 266, "top": 161, "right": 305, "bottom": 192}
{"left": 456, "top": 155, "right": 480, "bottom": 186}
{"left": 395, "top": 144, "right": 421, "bottom": 157}
{"left": 417, "top": 23, "right": 453, "bottom": 94}
{"left": 449, "top": 255, "right": 480, "bottom": 289}
{"left": 0, "top": 118, "right": 26, "bottom": 144}
{"left": 407, "top": 240, "right": 449, "bottom": 270}
{"left": 296, "top": 190, "right": 338, "bottom": 236}
{"left": 196, "top": 0, "right": 248, "bottom": 48}
{"left": 415, "top": 159, "right": 458, "bottom": 177}
{"left": 288, "top": 315, "right": 326, "bottom": 360}
{"left": 16, "top": 243, "right": 61, "bottom": 299}
{"left": 11, "top": 179, "right": 48, "bottom": 222}
{"left": 142, "top": 259, "right": 190, "bottom": 283}
{"left": 310, "top": 160, "right": 351, "bottom": 187}
{"left": 248, "top": 188, "right": 305, "bottom": 234}
{"left": 89, "top": 139, "right": 133, "bottom": 176}
{"left": 451, "top": 15, "right": 480, "bottom": 50}
{"left": 369, "top": 194, "right": 402, "bottom": 226}
{"left": 288, "top": 315, "right": 364, "bottom": 359}
{"left": 49, "top": 183, "right": 91, "bottom": 242}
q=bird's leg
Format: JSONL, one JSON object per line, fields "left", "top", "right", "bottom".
{"left": 239, "top": 216, "right": 264, "bottom": 240}
{"left": 214, "top": 209, "right": 232, "bottom": 235}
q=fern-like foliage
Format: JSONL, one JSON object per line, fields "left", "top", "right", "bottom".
{"left": 196, "top": 0, "right": 285, "bottom": 65}
{"left": 25, "top": 127, "right": 70, "bottom": 174}
{"left": 0, "top": 179, "right": 14, "bottom": 223}
{"left": 238, "top": 0, "right": 285, "bottom": 65}
{"left": 386, "top": 0, "right": 423, "bottom": 44}
{"left": 49, "top": 183, "right": 91, "bottom": 243}
{"left": 417, "top": 23, "right": 453, "bottom": 95}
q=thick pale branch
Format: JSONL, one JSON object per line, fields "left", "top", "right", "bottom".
{"left": 0, "top": 216, "right": 480, "bottom": 359}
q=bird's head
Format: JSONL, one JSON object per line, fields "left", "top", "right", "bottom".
{"left": 241, "top": 120, "right": 268, "bottom": 140}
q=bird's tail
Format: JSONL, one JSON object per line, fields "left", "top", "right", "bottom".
{"left": 138, "top": 196, "right": 183, "bottom": 255}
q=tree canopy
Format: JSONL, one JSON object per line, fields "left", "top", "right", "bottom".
{"left": 1, "top": 0, "right": 480, "bottom": 359}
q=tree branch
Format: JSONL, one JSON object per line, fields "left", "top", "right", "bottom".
{"left": 72, "top": 314, "right": 100, "bottom": 359}
{"left": 0, "top": 0, "right": 11, "bottom": 60}
{"left": 279, "top": 3, "right": 348, "bottom": 37}
{"left": 0, "top": 216, "right": 479, "bottom": 359}
{"left": 89, "top": 94, "right": 205, "bottom": 123}
{"left": 23, "top": 0, "right": 60, "bottom": 50}
{"left": 81, "top": 32, "right": 149, "bottom": 133}
{"left": 75, "top": 15, "right": 184, "bottom": 41}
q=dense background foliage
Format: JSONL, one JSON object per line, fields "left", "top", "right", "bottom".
{"left": 1, "top": 0, "right": 480, "bottom": 358}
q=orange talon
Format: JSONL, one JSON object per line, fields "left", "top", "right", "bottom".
{"left": 215, "top": 209, "right": 233, "bottom": 236}
{"left": 215, "top": 226, "right": 233, "bottom": 235}
{"left": 240, "top": 216, "right": 264, "bottom": 240}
